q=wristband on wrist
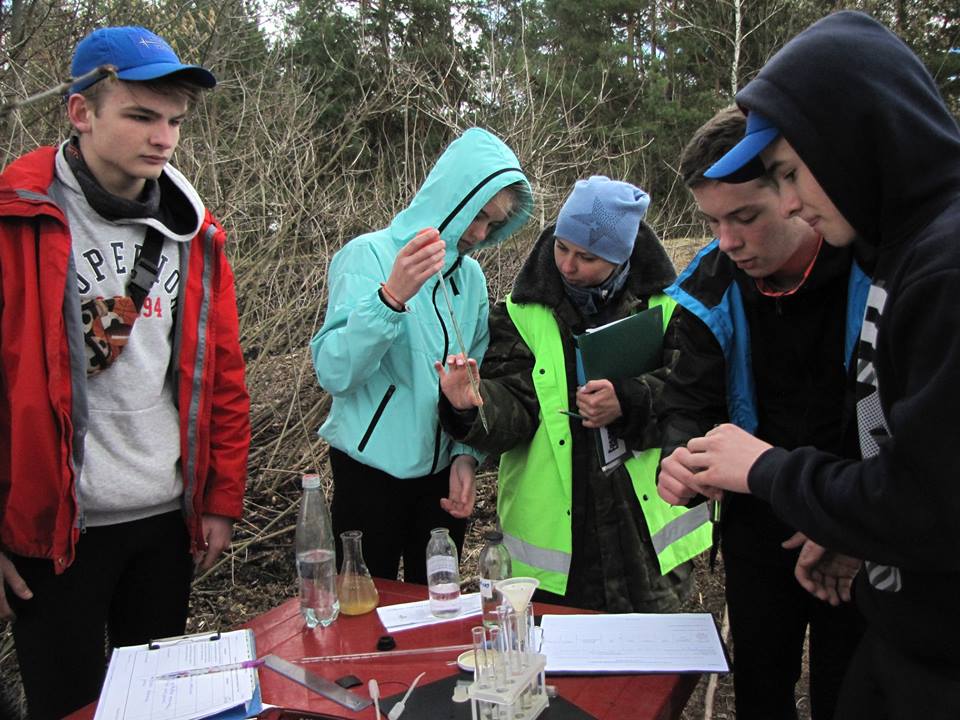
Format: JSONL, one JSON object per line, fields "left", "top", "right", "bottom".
{"left": 379, "top": 283, "right": 406, "bottom": 312}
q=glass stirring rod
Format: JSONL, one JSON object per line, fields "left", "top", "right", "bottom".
{"left": 436, "top": 271, "right": 489, "bottom": 433}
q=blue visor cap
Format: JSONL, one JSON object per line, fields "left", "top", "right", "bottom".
{"left": 704, "top": 112, "right": 780, "bottom": 181}
{"left": 70, "top": 26, "right": 216, "bottom": 94}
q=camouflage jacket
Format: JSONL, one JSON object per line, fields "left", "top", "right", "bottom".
{"left": 441, "top": 222, "right": 693, "bottom": 612}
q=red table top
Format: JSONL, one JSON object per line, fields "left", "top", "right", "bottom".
{"left": 69, "top": 578, "right": 698, "bottom": 720}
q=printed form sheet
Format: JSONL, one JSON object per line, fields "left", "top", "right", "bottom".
{"left": 540, "top": 613, "right": 729, "bottom": 674}
{"left": 94, "top": 629, "right": 259, "bottom": 720}
{"left": 376, "top": 592, "right": 482, "bottom": 632}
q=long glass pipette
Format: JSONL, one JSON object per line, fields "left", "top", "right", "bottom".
{"left": 436, "top": 271, "right": 489, "bottom": 432}
{"left": 295, "top": 643, "right": 473, "bottom": 665}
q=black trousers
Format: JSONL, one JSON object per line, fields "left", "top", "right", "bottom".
{"left": 329, "top": 447, "right": 466, "bottom": 585}
{"left": 9, "top": 511, "right": 193, "bottom": 720}
{"left": 834, "top": 628, "right": 960, "bottom": 719}
{"left": 724, "top": 548, "right": 864, "bottom": 720}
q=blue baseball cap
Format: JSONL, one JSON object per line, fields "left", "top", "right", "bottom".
{"left": 70, "top": 26, "right": 216, "bottom": 94}
{"left": 704, "top": 111, "right": 780, "bottom": 181}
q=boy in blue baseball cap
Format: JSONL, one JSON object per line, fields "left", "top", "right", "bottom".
{"left": 0, "top": 26, "right": 249, "bottom": 718}
{"left": 664, "top": 12, "right": 960, "bottom": 718}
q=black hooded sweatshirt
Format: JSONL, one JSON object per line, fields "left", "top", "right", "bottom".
{"left": 738, "top": 11, "right": 960, "bottom": 664}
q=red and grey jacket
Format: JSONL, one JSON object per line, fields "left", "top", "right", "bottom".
{"left": 0, "top": 146, "right": 250, "bottom": 572}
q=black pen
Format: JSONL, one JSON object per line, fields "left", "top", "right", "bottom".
{"left": 557, "top": 409, "right": 584, "bottom": 420}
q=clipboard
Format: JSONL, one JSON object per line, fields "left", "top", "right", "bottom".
{"left": 573, "top": 305, "right": 665, "bottom": 473}
{"left": 574, "top": 304, "right": 664, "bottom": 382}
{"left": 94, "top": 628, "right": 263, "bottom": 720}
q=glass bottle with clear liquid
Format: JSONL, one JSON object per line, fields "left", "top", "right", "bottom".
{"left": 295, "top": 473, "right": 339, "bottom": 628}
{"left": 426, "top": 527, "right": 461, "bottom": 618}
{"left": 478, "top": 530, "right": 512, "bottom": 627}
{"left": 337, "top": 530, "right": 379, "bottom": 615}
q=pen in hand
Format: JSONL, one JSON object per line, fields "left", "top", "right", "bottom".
{"left": 557, "top": 408, "right": 584, "bottom": 420}
{"left": 155, "top": 657, "right": 265, "bottom": 680}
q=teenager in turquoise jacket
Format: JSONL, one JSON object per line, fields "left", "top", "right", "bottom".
{"left": 310, "top": 128, "right": 532, "bottom": 583}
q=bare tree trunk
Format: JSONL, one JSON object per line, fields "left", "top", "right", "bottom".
{"left": 5, "top": 0, "right": 31, "bottom": 59}
{"left": 378, "top": 0, "right": 391, "bottom": 69}
{"left": 895, "top": 0, "right": 906, "bottom": 34}
{"left": 730, "top": 0, "right": 742, "bottom": 96}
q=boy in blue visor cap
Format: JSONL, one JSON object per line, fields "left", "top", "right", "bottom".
{"left": 662, "top": 12, "right": 960, "bottom": 718}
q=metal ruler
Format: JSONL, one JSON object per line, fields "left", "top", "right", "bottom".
{"left": 262, "top": 654, "right": 372, "bottom": 711}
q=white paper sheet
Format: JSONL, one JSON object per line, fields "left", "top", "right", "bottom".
{"left": 94, "top": 629, "right": 260, "bottom": 720}
{"left": 376, "top": 592, "right": 482, "bottom": 632}
{"left": 540, "top": 613, "right": 729, "bottom": 674}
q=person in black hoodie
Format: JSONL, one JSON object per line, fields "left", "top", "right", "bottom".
{"left": 658, "top": 105, "right": 866, "bottom": 719}
{"left": 666, "top": 11, "right": 960, "bottom": 718}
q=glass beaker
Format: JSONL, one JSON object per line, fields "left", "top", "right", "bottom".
{"left": 337, "top": 530, "right": 379, "bottom": 615}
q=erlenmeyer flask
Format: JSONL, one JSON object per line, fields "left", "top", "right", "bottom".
{"left": 337, "top": 530, "right": 379, "bottom": 615}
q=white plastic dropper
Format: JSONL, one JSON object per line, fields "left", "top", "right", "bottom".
{"left": 368, "top": 679, "right": 381, "bottom": 720}
{"left": 387, "top": 671, "right": 426, "bottom": 720}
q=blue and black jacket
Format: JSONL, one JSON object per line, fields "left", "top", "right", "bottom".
{"left": 658, "top": 238, "right": 868, "bottom": 563}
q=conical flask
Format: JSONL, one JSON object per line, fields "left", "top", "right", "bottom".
{"left": 337, "top": 530, "right": 379, "bottom": 615}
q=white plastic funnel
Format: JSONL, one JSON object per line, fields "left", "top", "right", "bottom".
{"left": 495, "top": 576, "right": 540, "bottom": 614}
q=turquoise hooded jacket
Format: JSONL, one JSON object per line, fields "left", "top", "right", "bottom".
{"left": 311, "top": 128, "right": 533, "bottom": 478}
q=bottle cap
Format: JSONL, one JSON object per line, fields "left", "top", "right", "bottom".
{"left": 302, "top": 473, "right": 321, "bottom": 489}
{"left": 377, "top": 635, "right": 396, "bottom": 651}
{"left": 483, "top": 530, "right": 503, "bottom": 543}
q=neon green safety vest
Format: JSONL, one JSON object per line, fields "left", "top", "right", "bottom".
{"left": 499, "top": 294, "right": 712, "bottom": 596}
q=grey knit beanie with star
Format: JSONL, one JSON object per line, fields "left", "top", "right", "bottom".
{"left": 554, "top": 176, "right": 650, "bottom": 264}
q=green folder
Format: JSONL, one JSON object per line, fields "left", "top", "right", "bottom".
{"left": 575, "top": 304, "right": 664, "bottom": 381}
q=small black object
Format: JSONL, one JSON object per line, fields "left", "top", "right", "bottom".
{"left": 334, "top": 674, "right": 362, "bottom": 689}
{"left": 376, "top": 635, "right": 396, "bottom": 651}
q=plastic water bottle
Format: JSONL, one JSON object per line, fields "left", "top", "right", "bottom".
{"left": 295, "top": 473, "right": 339, "bottom": 628}
{"left": 478, "top": 530, "right": 512, "bottom": 627}
{"left": 426, "top": 527, "right": 461, "bottom": 618}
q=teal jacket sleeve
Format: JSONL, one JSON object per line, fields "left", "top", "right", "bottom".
{"left": 310, "top": 243, "right": 403, "bottom": 395}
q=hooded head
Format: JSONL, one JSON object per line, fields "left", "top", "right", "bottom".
{"left": 714, "top": 11, "right": 960, "bottom": 249}
{"left": 389, "top": 128, "right": 533, "bottom": 267}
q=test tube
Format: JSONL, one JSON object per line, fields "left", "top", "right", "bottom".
{"left": 494, "top": 606, "right": 511, "bottom": 692}
{"left": 472, "top": 626, "right": 488, "bottom": 688}
{"left": 506, "top": 608, "right": 523, "bottom": 676}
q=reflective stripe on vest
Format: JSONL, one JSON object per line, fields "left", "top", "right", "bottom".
{"left": 500, "top": 294, "right": 711, "bottom": 594}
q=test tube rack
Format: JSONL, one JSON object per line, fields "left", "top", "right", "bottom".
{"left": 467, "top": 651, "right": 549, "bottom": 720}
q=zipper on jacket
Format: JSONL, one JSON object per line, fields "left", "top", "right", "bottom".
{"left": 429, "top": 281, "right": 452, "bottom": 475}
{"left": 432, "top": 161, "right": 509, "bottom": 472}
{"left": 358, "top": 384, "right": 396, "bottom": 453}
